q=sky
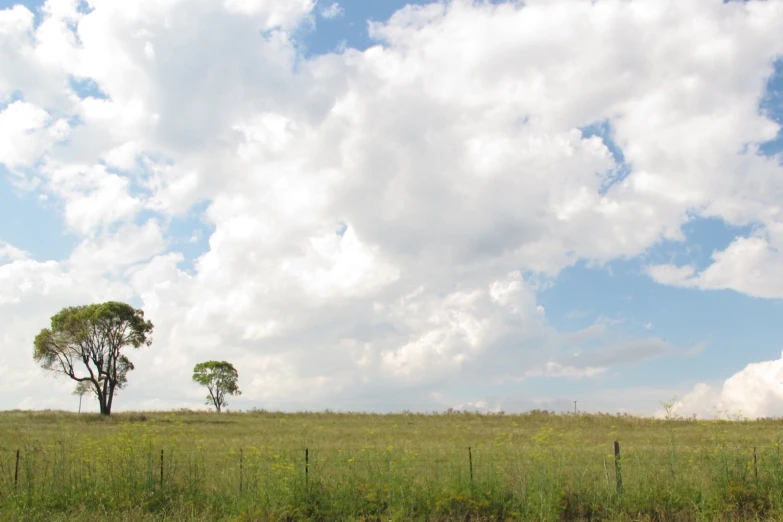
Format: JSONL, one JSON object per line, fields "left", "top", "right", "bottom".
{"left": 1, "top": 0, "right": 783, "bottom": 418}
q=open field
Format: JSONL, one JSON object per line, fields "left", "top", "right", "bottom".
{"left": 1, "top": 409, "right": 782, "bottom": 521}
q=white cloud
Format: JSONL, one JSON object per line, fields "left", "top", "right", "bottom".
{"left": 68, "top": 219, "right": 166, "bottom": 274}
{"left": 222, "top": 0, "right": 314, "bottom": 28}
{"left": 319, "top": 2, "right": 343, "bottom": 20}
{"left": 0, "top": 6, "right": 68, "bottom": 110}
{"left": 451, "top": 400, "right": 500, "bottom": 413}
{"left": 0, "top": 242, "right": 29, "bottom": 263}
{"left": 666, "top": 352, "right": 783, "bottom": 419}
{"left": 0, "top": 101, "right": 70, "bottom": 170}
{"left": 0, "top": 0, "right": 783, "bottom": 412}
{"left": 648, "top": 235, "right": 783, "bottom": 298}
{"left": 282, "top": 224, "right": 400, "bottom": 300}
{"left": 523, "top": 362, "right": 608, "bottom": 380}
{"left": 44, "top": 163, "right": 143, "bottom": 235}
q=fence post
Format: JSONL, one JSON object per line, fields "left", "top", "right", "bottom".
{"left": 614, "top": 441, "right": 623, "bottom": 493}
{"left": 754, "top": 446, "right": 758, "bottom": 484}
{"left": 14, "top": 450, "right": 19, "bottom": 488}
{"left": 468, "top": 446, "right": 473, "bottom": 485}
{"left": 240, "top": 449, "right": 244, "bottom": 494}
{"left": 160, "top": 449, "right": 164, "bottom": 487}
{"left": 305, "top": 448, "right": 309, "bottom": 485}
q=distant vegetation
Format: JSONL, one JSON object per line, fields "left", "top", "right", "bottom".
{"left": 1, "top": 409, "right": 782, "bottom": 521}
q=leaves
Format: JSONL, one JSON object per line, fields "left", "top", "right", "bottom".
{"left": 32, "top": 301, "right": 154, "bottom": 415}
{"left": 192, "top": 361, "right": 241, "bottom": 412}
{"left": 73, "top": 380, "right": 95, "bottom": 397}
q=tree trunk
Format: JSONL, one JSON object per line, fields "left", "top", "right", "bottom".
{"left": 98, "top": 389, "right": 112, "bottom": 416}
{"left": 107, "top": 382, "right": 116, "bottom": 414}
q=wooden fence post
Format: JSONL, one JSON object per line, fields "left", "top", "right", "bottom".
{"left": 160, "top": 450, "right": 164, "bottom": 487}
{"left": 14, "top": 450, "right": 19, "bottom": 488}
{"left": 305, "top": 448, "right": 309, "bottom": 485}
{"left": 468, "top": 446, "right": 473, "bottom": 485}
{"left": 614, "top": 441, "right": 623, "bottom": 493}
{"left": 754, "top": 446, "right": 758, "bottom": 484}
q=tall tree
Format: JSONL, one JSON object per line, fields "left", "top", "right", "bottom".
{"left": 192, "top": 361, "right": 241, "bottom": 413}
{"left": 33, "top": 301, "right": 154, "bottom": 416}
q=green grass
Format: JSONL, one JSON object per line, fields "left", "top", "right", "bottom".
{"left": 1, "top": 409, "right": 782, "bottom": 521}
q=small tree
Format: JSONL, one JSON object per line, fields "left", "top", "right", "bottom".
{"left": 192, "top": 361, "right": 241, "bottom": 412}
{"left": 73, "top": 381, "right": 93, "bottom": 413}
{"left": 33, "top": 301, "right": 154, "bottom": 416}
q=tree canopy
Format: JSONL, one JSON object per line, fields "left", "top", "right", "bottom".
{"left": 33, "top": 301, "right": 153, "bottom": 415}
{"left": 192, "top": 361, "right": 241, "bottom": 413}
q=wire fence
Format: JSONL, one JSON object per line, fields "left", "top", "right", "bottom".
{"left": 0, "top": 439, "right": 776, "bottom": 499}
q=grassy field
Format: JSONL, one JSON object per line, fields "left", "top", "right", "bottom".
{"left": 0, "top": 409, "right": 782, "bottom": 521}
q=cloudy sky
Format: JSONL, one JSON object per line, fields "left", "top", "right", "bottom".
{"left": 1, "top": 0, "right": 783, "bottom": 418}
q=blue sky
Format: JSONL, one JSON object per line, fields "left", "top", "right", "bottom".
{"left": 2, "top": 0, "right": 783, "bottom": 416}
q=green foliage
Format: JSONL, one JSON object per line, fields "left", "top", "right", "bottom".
{"left": 33, "top": 301, "right": 154, "bottom": 416}
{"left": 72, "top": 381, "right": 94, "bottom": 397}
{"left": 192, "top": 361, "right": 241, "bottom": 413}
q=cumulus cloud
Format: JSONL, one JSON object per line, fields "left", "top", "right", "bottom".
{"left": 68, "top": 219, "right": 166, "bottom": 273}
{"left": 0, "top": 101, "right": 70, "bottom": 171}
{"left": 44, "top": 163, "right": 143, "bottom": 235}
{"left": 1, "top": 0, "right": 783, "bottom": 412}
{"left": 648, "top": 235, "right": 783, "bottom": 298}
{"left": 451, "top": 400, "right": 501, "bottom": 413}
{"left": 0, "top": 242, "right": 28, "bottom": 263}
{"left": 665, "top": 352, "right": 783, "bottom": 419}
